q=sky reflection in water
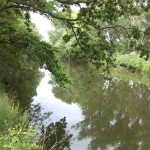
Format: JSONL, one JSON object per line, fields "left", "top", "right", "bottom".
{"left": 31, "top": 69, "right": 90, "bottom": 150}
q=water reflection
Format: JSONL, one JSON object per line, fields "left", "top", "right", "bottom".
{"left": 40, "top": 117, "right": 72, "bottom": 150}
{"left": 30, "top": 103, "right": 52, "bottom": 128}
{"left": 31, "top": 69, "right": 86, "bottom": 149}
{"left": 30, "top": 103, "right": 72, "bottom": 150}
{"left": 53, "top": 62, "right": 150, "bottom": 150}
{"left": 0, "top": 67, "right": 41, "bottom": 107}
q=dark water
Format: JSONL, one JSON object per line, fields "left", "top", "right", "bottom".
{"left": 30, "top": 62, "right": 150, "bottom": 150}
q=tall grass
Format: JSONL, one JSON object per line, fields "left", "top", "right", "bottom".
{"left": 0, "top": 91, "right": 20, "bottom": 131}
{"left": 0, "top": 88, "right": 40, "bottom": 149}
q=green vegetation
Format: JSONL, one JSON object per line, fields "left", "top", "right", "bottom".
{"left": 0, "top": 125, "right": 39, "bottom": 150}
{"left": 0, "top": 87, "right": 72, "bottom": 149}
{"left": 0, "top": 91, "right": 19, "bottom": 131}
{"left": 115, "top": 54, "right": 150, "bottom": 72}
{"left": 0, "top": 87, "right": 40, "bottom": 149}
{"left": 0, "top": 3, "right": 67, "bottom": 87}
{"left": 0, "top": 0, "right": 150, "bottom": 149}
{"left": 1, "top": 0, "right": 150, "bottom": 79}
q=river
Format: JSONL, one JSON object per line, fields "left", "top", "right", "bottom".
{"left": 29, "top": 62, "right": 150, "bottom": 150}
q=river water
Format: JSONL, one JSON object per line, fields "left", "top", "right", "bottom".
{"left": 30, "top": 62, "right": 150, "bottom": 150}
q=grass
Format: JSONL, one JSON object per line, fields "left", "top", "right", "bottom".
{"left": 0, "top": 88, "right": 40, "bottom": 149}
{"left": 0, "top": 90, "right": 20, "bottom": 131}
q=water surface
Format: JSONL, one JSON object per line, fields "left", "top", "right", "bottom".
{"left": 31, "top": 62, "right": 150, "bottom": 150}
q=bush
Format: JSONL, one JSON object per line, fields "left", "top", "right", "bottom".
{"left": 0, "top": 125, "right": 39, "bottom": 150}
{"left": 115, "top": 54, "right": 150, "bottom": 72}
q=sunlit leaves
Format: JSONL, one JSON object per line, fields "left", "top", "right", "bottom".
{"left": 1, "top": 0, "right": 150, "bottom": 87}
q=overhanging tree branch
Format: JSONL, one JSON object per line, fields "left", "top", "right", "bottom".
{"left": 56, "top": 0, "right": 96, "bottom": 5}
{"left": 68, "top": 22, "right": 83, "bottom": 49}
{"left": 81, "top": 20, "right": 133, "bottom": 36}
{"left": 5, "top": 0, "right": 80, "bottom": 21}
{"left": 0, "top": 5, "right": 28, "bottom": 11}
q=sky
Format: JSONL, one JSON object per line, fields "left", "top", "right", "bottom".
{"left": 30, "top": 12, "right": 54, "bottom": 42}
{"left": 30, "top": 5, "right": 80, "bottom": 42}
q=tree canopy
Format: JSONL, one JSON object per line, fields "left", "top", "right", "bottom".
{"left": 0, "top": 0, "right": 150, "bottom": 86}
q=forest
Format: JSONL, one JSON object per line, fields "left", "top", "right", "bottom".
{"left": 0, "top": 0, "right": 150, "bottom": 149}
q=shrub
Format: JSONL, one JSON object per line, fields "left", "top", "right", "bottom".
{"left": 115, "top": 54, "right": 150, "bottom": 72}
{"left": 0, "top": 125, "right": 39, "bottom": 150}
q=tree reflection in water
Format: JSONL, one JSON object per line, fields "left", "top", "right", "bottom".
{"left": 40, "top": 117, "right": 72, "bottom": 150}
{"left": 0, "top": 67, "right": 41, "bottom": 108}
{"left": 53, "top": 62, "right": 150, "bottom": 150}
{"left": 30, "top": 103, "right": 72, "bottom": 150}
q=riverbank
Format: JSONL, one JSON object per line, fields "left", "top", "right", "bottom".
{"left": 0, "top": 87, "right": 39, "bottom": 149}
{"left": 60, "top": 59, "right": 150, "bottom": 87}
{"left": 0, "top": 85, "right": 71, "bottom": 149}
{"left": 110, "top": 68, "right": 150, "bottom": 86}
{"left": 62, "top": 53, "right": 150, "bottom": 75}
{"left": 115, "top": 53, "right": 150, "bottom": 73}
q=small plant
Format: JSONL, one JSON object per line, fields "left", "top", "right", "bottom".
{"left": 0, "top": 125, "right": 39, "bottom": 150}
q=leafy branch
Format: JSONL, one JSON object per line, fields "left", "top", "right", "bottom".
{"left": 1, "top": 0, "right": 79, "bottom": 21}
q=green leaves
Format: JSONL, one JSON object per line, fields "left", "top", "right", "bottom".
{"left": 0, "top": 125, "right": 39, "bottom": 150}
{"left": 1, "top": 0, "right": 150, "bottom": 86}
{"left": 131, "top": 28, "right": 141, "bottom": 40}
{"left": 0, "top": 8, "right": 68, "bottom": 86}
{"left": 62, "top": 34, "right": 72, "bottom": 42}
{"left": 115, "top": 54, "right": 150, "bottom": 72}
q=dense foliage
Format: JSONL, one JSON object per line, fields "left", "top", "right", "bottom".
{"left": 0, "top": 0, "right": 149, "bottom": 88}
{"left": 0, "top": 90, "right": 20, "bottom": 131}
{"left": 0, "top": 2, "right": 67, "bottom": 88}
{"left": 1, "top": 0, "right": 150, "bottom": 81}
{"left": 0, "top": 1, "right": 150, "bottom": 149}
